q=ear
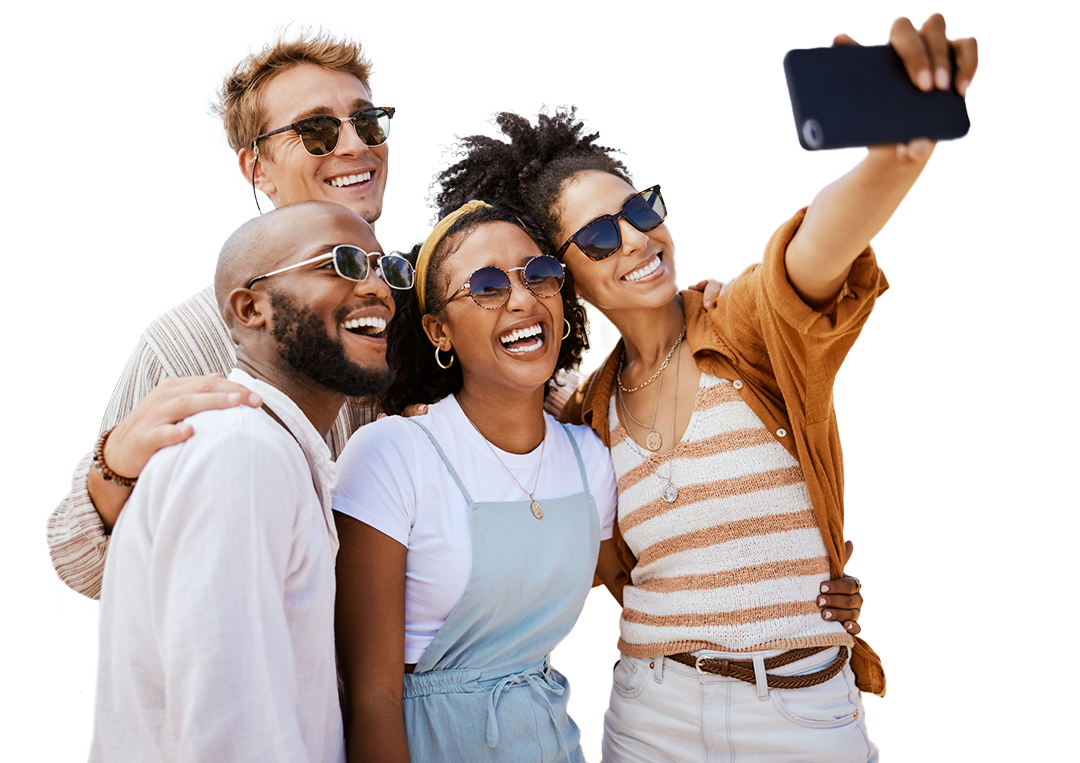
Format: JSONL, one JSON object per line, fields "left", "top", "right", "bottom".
{"left": 228, "top": 287, "right": 269, "bottom": 330}
{"left": 238, "top": 147, "right": 278, "bottom": 199}
{"left": 421, "top": 313, "right": 451, "bottom": 350}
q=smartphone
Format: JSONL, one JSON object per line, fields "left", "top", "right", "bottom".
{"left": 783, "top": 44, "right": 970, "bottom": 150}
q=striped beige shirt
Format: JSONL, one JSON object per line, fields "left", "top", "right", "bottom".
{"left": 47, "top": 285, "right": 577, "bottom": 599}
{"left": 610, "top": 373, "right": 852, "bottom": 657}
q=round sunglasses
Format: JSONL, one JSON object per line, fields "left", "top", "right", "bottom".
{"left": 556, "top": 185, "right": 667, "bottom": 261}
{"left": 245, "top": 245, "right": 415, "bottom": 290}
{"left": 253, "top": 107, "right": 396, "bottom": 156}
{"left": 450, "top": 255, "right": 566, "bottom": 309}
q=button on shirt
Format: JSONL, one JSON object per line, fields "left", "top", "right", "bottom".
{"left": 90, "top": 369, "right": 345, "bottom": 763}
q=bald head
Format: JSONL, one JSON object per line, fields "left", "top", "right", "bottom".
{"left": 214, "top": 200, "right": 370, "bottom": 322}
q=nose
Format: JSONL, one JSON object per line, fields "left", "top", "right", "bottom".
{"left": 333, "top": 117, "right": 371, "bottom": 158}
{"left": 617, "top": 217, "right": 648, "bottom": 255}
{"left": 353, "top": 261, "right": 394, "bottom": 306}
{"left": 505, "top": 271, "right": 538, "bottom": 312}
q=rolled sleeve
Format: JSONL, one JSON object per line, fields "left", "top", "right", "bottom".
{"left": 46, "top": 452, "right": 110, "bottom": 598}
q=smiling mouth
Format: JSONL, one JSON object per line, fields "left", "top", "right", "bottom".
{"left": 327, "top": 171, "right": 372, "bottom": 188}
{"left": 341, "top": 316, "right": 386, "bottom": 337}
{"left": 622, "top": 254, "right": 662, "bottom": 282}
{"left": 499, "top": 322, "right": 544, "bottom": 354}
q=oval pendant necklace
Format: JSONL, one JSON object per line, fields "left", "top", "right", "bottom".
{"left": 619, "top": 340, "right": 683, "bottom": 503}
{"left": 465, "top": 415, "right": 546, "bottom": 519}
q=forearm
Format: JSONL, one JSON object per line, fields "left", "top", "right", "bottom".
{"left": 346, "top": 694, "right": 410, "bottom": 763}
{"left": 787, "top": 144, "right": 932, "bottom": 308}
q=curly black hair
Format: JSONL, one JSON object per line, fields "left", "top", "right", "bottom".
{"left": 380, "top": 202, "right": 589, "bottom": 416}
{"left": 434, "top": 108, "right": 632, "bottom": 254}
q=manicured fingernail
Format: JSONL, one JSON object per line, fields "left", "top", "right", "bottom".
{"left": 846, "top": 622, "right": 854, "bottom": 630}
{"left": 823, "top": 611, "right": 833, "bottom": 620}
{"left": 420, "top": 404, "right": 428, "bottom": 412}
{"left": 917, "top": 70, "right": 933, "bottom": 91}
{"left": 818, "top": 597, "right": 827, "bottom": 606}
{"left": 820, "top": 584, "right": 829, "bottom": 593}
{"left": 935, "top": 66, "right": 950, "bottom": 90}
{"left": 249, "top": 393, "right": 262, "bottom": 405}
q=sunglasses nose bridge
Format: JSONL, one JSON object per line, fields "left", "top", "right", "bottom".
{"left": 328, "top": 116, "right": 370, "bottom": 156}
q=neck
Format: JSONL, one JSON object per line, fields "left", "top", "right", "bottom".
{"left": 455, "top": 380, "right": 547, "bottom": 454}
{"left": 604, "top": 295, "right": 686, "bottom": 371}
{"left": 234, "top": 356, "right": 345, "bottom": 440}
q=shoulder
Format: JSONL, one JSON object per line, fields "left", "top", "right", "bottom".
{"left": 138, "top": 286, "right": 233, "bottom": 374}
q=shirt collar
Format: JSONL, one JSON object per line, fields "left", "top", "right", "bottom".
{"left": 226, "top": 367, "right": 339, "bottom": 504}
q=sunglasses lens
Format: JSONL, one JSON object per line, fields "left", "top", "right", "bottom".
{"left": 468, "top": 267, "right": 512, "bottom": 308}
{"left": 523, "top": 256, "right": 565, "bottom": 298}
{"left": 378, "top": 255, "right": 415, "bottom": 289}
{"left": 574, "top": 220, "right": 622, "bottom": 261}
{"left": 296, "top": 116, "right": 341, "bottom": 156}
{"left": 625, "top": 187, "right": 667, "bottom": 232}
{"left": 353, "top": 109, "right": 391, "bottom": 147}
{"left": 333, "top": 246, "right": 370, "bottom": 280}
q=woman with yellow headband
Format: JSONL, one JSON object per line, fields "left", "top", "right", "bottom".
{"left": 332, "top": 201, "right": 619, "bottom": 762}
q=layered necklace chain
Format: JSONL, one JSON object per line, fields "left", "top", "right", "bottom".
{"left": 617, "top": 326, "right": 686, "bottom": 452}
{"left": 465, "top": 415, "right": 547, "bottom": 519}
{"left": 619, "top": 338, "right": 683, "bottom": 503}
{"left": 617, "top": 325, "right": 686, "bottom": 394}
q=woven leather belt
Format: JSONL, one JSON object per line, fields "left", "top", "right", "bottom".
{"left": 667, "top": 646, "right": 848, "bottom": 690}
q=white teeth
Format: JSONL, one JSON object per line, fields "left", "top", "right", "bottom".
{"left": 499, "top": 323, "right": 542, "bottom": 345}
{"left": 342, "top": 316, "right": 386, "bottom": 333}
{"left": 623, "top": 255, "right": 661, "bottom": 282}
{"left": 328, "top": 172, "right": 372, "bottom": 188}
{"left": 504, "top": 337, "right": 544, "bottom": 354}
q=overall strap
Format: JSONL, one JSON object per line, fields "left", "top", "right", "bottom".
{"left": 409, "top": 420, "right": 474, "bottom": 504}
{"left": 560, "top": 423, "right": 590, "bottom": 495}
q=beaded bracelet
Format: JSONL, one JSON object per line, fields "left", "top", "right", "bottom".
{"left": 93, "top": 426, "right": 138, "bottom": 487}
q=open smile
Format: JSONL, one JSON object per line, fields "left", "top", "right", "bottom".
{"left": 498, "top": 321, "right": 546, "bottom": 355}
{"left": 326, "top": 171, "right": 373, "bottom": 188}
{"left": 622, "top": 253, "right": 664, "bottom": 282}
{"left": 340, "top": 313, "right": 388, "bottom": 340}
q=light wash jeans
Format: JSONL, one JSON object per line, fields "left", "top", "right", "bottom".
{"left": 603, "top": 646, "right": 879, "bottom": 763}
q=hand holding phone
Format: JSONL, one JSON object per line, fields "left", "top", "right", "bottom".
{"left": 784, "top": 15, "right": 977, "bottom": 151}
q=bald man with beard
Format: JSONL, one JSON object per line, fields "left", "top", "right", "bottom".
{"left": 90, "top": 202, "right": 398, "bottom": 763}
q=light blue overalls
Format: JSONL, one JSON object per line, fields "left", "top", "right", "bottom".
{"left": 403, "top": 421, "right": 600, "bottom": 763}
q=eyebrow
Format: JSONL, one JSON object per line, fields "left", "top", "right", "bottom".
{"left": 289, "top": 98, "right": 375, "bottom": 124}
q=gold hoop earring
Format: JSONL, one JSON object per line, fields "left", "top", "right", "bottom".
{"left": 435, "top": 345, "right": 455, "bottom": 369}
{"left": 562, "top": 318, "right": 572, "bottom": 340}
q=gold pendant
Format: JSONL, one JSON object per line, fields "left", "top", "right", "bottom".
{"left": 646, "top": 431, "right": 663, "bottom": 451}
{"left": 531, "top": 500, "right": 543, "bottom": 519}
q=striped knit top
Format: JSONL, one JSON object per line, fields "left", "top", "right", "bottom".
{"left": 610, "top": 373, "right": 853, "bottom": 657}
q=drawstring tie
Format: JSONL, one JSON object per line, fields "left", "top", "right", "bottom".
{"left": 485, "top": 666, "right": 572, "bottom": 760}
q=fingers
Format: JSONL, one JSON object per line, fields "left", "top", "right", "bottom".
{"left": 890, "top": 16, "right": 933, "bottom": 91}
{"left": 919, "top": 13, "right": 952, "bottom": 91}
{"left": 832, "top": 33, "right": 858, "bottom": 46}
{"left": 687, "top": 279, "right": 709, "bottom": 292}
{"left": 844, "top": 539, "right": 854, "bottom": 564}
{"left": 953, "top": 36, "right": 978, "bottom": 96}
{"left": 895, "top": 137, "right": 935, "bottom": 164}
{"left": 401, "top": 404, "right": 429, "bottom": 418}
{"left": 820, "top": 575, "right": 861, "bottom": 597}
{"left": 701, "top": 279, "right": 726, "bottom": 309}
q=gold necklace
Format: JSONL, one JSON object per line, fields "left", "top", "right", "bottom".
{"left": 465, "top": 416, "right": 546, "bottom": 519}
{"left": 617, "top": 333, "right": 683, "bottom": 451}
{"left": 617, "top": 325, "right": 687, "bottom": 394}
{"left": 620, "top": 341, "right": 683, "bottom": 503}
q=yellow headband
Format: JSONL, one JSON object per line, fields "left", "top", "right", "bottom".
{"left": 415, "top": 200, "right": 492, "bottom": 314}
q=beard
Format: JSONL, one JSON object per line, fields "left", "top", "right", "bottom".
{"left": 269, "top": 290, "right": 393, "bottom": 398}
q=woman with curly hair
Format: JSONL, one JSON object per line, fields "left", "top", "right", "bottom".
{"left": 331, "top": 202, "right": 617, "bottom": 762}
{"left": 430, "top": 16, "right": 973, "bottom": 760}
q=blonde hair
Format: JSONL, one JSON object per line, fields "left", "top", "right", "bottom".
{"left": 213, "top": 28, "right": 373, "bottom": 157}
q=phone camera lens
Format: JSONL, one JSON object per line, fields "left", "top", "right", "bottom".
{"left": 802, "top": 119, "right": 824, "bottom": 149}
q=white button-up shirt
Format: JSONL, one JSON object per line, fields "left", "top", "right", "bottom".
{"left": 90, "top": 368, "right": 344, "bottom": 763}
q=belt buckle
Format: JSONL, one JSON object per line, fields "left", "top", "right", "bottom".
{"left": 695, "top": 656, "right": 707, "bottom": 675}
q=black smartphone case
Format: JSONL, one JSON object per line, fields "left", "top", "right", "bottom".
{"left": 783, "top": 45, "right": 970, "bottom": 150}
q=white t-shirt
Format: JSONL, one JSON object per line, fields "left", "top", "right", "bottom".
{"left": 333, "top": 394, "right": 618, "bottom": 664}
